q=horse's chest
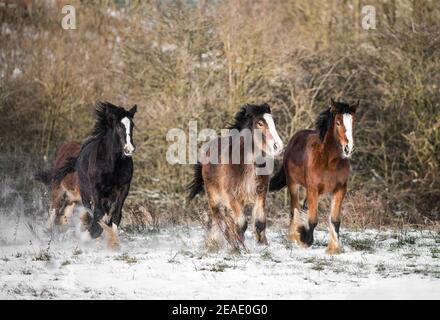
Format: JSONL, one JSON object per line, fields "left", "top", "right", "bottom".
{"left": 99, "top": 169, "right": 130, "bottom": 194}
{"left": 312, "top": 166, "right": 349, "bottom": 194}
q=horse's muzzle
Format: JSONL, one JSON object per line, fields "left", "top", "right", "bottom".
{"left": 342, "top": 145, "right": 353, "bottom": 158}
{"left": 123, "top": 145, "right": 135, "bottom": 157}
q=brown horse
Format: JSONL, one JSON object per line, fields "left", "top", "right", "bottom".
{"left": 187, "top": 104, "right": 284, "bottom": 250}
{"left": 34, "top": 141, "right": 82, "bottom": 232}
{"left": 270, "top": 99, "right": 358, "bottom": 254}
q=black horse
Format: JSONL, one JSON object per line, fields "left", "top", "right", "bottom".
{"left": 55, "top": 102, "right": 137, "bottom": 245}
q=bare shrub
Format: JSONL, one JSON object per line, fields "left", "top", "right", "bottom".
{"left": 0, "top": 0, "right": 439, "bottom": 228}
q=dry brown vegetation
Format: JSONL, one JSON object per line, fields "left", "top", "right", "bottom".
{"left": 0, "top": 0, "right": 439, "bottom": 229}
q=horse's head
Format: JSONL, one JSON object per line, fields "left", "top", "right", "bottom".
{"left": 330, "top": 99, "right": 358, "bottom": 159}
{"left": 231, "top": 103, "right": 284, "bottom": 157}
{"left": 97, "top": 102, "right": 138, "bottom": 157}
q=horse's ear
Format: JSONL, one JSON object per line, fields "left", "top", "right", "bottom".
{"left": 330, "top": 98, "right": 338, "bottom": 113}
{"left": 129, "top": 105, "right": 138, "bottom": 117}
{"left": 351, "top": 100, "right": 359, "bottom": 114}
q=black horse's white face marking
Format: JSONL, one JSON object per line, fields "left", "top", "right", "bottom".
{"left": 120, "top": 117, "right": 135, "bottom": 157}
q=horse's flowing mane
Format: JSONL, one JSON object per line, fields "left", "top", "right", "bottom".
{"left": 315, "top": 108, "right": 333, "bottom": 141}
{"left": 227, "top": 103, "right": 271, "bottom": 131}
{"left": 92, "top": 101, "right": 118, "bottom": 137}
{"left": 81, "top": 101, "right": 120, "bottom": 151}
{"left": 315, "top": 101, "right": 354, "bottom": 141}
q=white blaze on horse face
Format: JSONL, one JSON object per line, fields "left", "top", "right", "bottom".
{"left": 342, "top": 114, "right": 354, "bottom": 158}
{"left": 263, "top": 114, "right": 284, "bottom": 157}
{"left": 121, "top": 117, "right": 134, "bottom": 156}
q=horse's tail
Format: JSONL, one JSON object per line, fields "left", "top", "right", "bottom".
{"left": 33, "top": 170, "right": 52, "bottom": 186}
{"left": 269, "top": 166, "right": 287, "bottom": 192}
{"left": 186, "top": 163, "right": 204, "bottom": 201}
{"left": 53, "top": 156, "right": 77, "bottom": 182}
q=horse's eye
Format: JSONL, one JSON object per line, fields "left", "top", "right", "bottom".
{"left": 336, "top": 121, "right": 341, "bottom": 126}
{"left": 257, "top": 121, "right": 264, "bottom": 127}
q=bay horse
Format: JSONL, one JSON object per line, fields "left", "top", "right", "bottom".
{"left": 270, "top": 99, "right": 358, "bottom": 254}
{"left": 34, "top": 141, "right": 81, "bottom": 232}
{"left": 53, "top": 101, "right": 137, "bottom": 249}
{"left": 187, "top": 103, "right": 284, "bottom": 251}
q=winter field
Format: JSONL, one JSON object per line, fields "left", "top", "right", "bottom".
{"left": 1, "top": 214, "right": 439, "bottom": 300}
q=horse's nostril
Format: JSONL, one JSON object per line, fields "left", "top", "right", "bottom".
{"left": 274, "top": 143, "right": 278, "bottom": 151}
{"left": 344, "top": 145, "right": 350, "bottom": 154}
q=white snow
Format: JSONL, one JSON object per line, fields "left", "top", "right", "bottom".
{"left": 0, "top": 216, "right": 439, "bottom": 300}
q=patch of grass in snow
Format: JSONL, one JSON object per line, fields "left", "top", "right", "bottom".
{"left": 260, "top": 249, "right": 281, "bottom": 263}
{"left": 32, "top": 250, "right": 51, "bottom": 262}
{"left": 391, "top": 232, "right": 417, "bottom": 248}
{"left": 209, "top": 262, "right": 230, "bottom": 272}
{"left": 402, "top": 251, "right": 420, "bottom": 259}
{"left": 346, "top": 238, "right": 376, "bottom": 253}
{"left": 73, "top": 248, "right": 82, "bottom": 256}
{"left": 412, "top": 267, "right": 440, "bottom": 278}
{"left": 199, "top": 261, "right": 234, "bottom": 272}
{"left": 375, "top": 263, "right": 386, "bottom": 273}
{"left": 61, "top": 260, "right": 71, "bottom": 266}
{"left": 431, "top": 247, "right": 440, "bottom": 259}
{"left": 304, "top": 257, "right": 332, "bottom": 271}
{"left": 115, "top": 253, "right": 138, "bottom": 264}
{"left": 21, "top": 269, "right": 32, "bottom": 275}
{"left": 1, "top": 256, "right": 9, "bottom": 262}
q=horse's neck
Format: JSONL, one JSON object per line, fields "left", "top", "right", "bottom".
{"left": 98, "top": 131, "right": 122, "bottom": 169}
{"left": 321, "top": 131, "right": 342, "bottom": 164}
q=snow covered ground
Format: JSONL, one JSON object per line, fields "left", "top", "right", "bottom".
{"left": 0, "top": 215, "right": 439, "bottom": 300}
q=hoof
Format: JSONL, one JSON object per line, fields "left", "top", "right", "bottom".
{"left": 289, "top": 226, "right": 311, "bottom": 248}
{"left": 256, "top": 235, "right": 269, "bottom": 246}
{"left": 288, "top": 208, "right": 315, "bottom": 248}
{"left": 326, "top": 240, "right": 343, "bottom": 255}
{"left": 98, "top": 221, "right": 120, "bottom": 251}
{"left": 289, "top": 220, "right": 316, "bottom": 248}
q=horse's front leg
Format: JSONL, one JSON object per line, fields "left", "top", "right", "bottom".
{"left": 252, "top": 196, "right": 268, "bottom": 245}
{"left": 229, "top": 198, "right": 246, "bottom": 243}
{"left": 88, "top": 195, "right": 106, "bottom": 239}
{"left": 110, "top": 183, "right": 130, "bottom": 227}
{"left": 327, "top": 185, "right": 346, "bottom": 255}
{"left": 47, "top": 188, "right": 65, "bottom": 232}
{"left": 97, "top": 185, "right": 130, "bottom": 250}
{"left": 290, "top": 187, "right": 318, "bottom": 247}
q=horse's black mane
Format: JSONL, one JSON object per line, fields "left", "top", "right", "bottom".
{"left": 227, "top": 103, "right": 271, "bottom": 131}
{"left": 81, "top": 101, "right": 131, "bottom": 150}
{"left": 92, "top": 101, "right": 125, "bottom": 136}
{"left": 315, "top": 101, "right": 354, "bottom": 141}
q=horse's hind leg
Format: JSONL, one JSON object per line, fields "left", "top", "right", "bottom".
{"left": 327, "top": 185, "right": 346, "bottom": 255}
{"left": 288, "top": 184, "right": 302, "bottom": 244}
{"left": 47, "top": 187, "right": 65, "bottom": 231}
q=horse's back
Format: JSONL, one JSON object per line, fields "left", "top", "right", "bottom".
{"left": 54, "top": 141, "right": 81, "bottom": 170}
{"left": 52, "top": 142, "right": 81, "bottom": 198}
{"left": 284, "top": 129, "right": 317, "bottom": 165}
